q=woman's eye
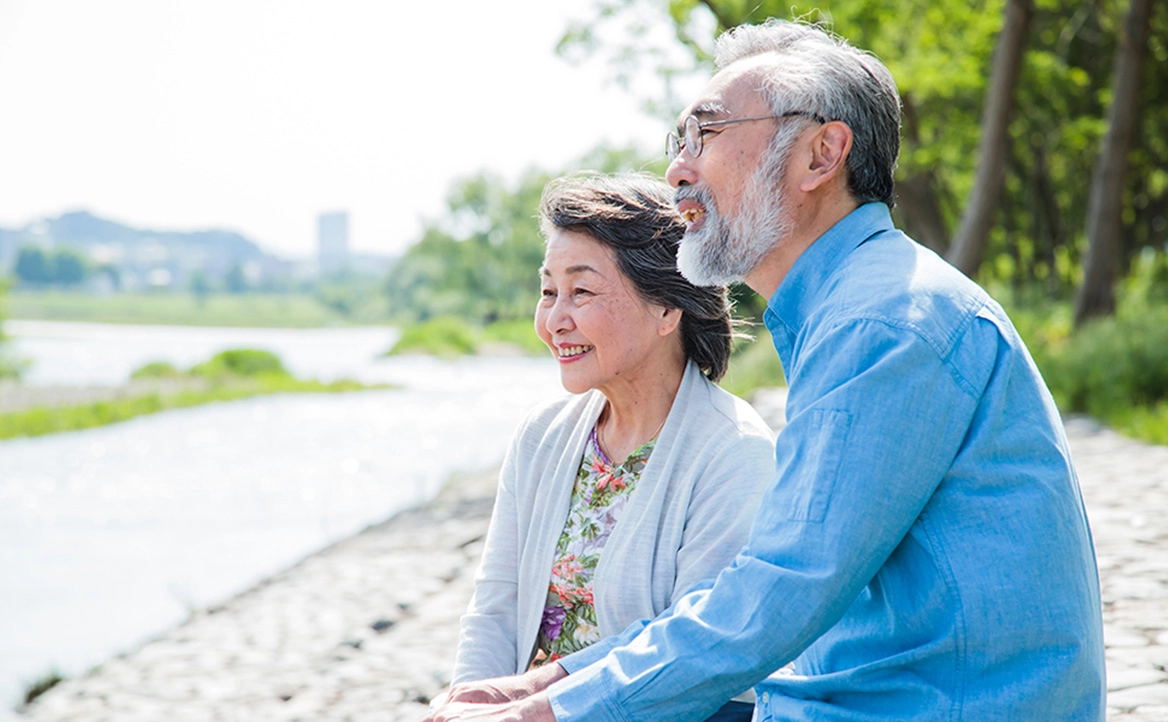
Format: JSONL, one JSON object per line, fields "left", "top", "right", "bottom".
{"left": 541, "top": 288, "right": 555, "bottom": 297}
{"left": 574, "top": 287, "right": 592, "bottom": 296}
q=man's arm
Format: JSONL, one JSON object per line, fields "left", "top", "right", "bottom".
{"left": 546, "top": 319, "right": 980, "bottom": 721}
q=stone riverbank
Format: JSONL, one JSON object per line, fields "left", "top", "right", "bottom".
{"left": 16, "top": 389, "right": 1168, "bottom": 721}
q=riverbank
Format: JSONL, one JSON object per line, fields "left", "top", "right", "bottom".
{"left": 15, "top": 390, "right": 1168, "bottom": 720}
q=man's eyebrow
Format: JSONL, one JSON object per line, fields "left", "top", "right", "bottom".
{"left": 689, "top": 101, "right": 730, "bottom": 120}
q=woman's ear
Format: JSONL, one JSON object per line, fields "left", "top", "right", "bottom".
{"left": 658, "top": 306, "right": 683, "bottom": 336}
{"left": 801, "top": 121, "right": 853, "bottom": 193}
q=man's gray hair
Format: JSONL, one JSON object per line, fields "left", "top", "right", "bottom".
{"left": 714, "top": 19, "right": 902, "bottom": 207}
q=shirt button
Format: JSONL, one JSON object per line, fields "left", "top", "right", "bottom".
{"left": 761, "top": 692, "right": 770, "bottom": 704}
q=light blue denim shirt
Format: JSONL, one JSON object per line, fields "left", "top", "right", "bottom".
{"left": 548, "top": 203, "right": 1105, "bottom": 721}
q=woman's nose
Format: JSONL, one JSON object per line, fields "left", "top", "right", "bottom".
{"left": 545, "top": 297, "right": 574, "bottom": 334}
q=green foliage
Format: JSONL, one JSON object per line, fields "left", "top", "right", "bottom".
{"left": 190, "top": 349, "right": 288, "bottom": 379}
{"left": 223, "top": 263, "right": 248, "bottom": 294}
{"left": 560, "top": 0, "right": 1168, "bottom": 292}
{"left": 481, "top": 317, "right": 551, "bottom": 355}
{"left": 313, "top": 274, "right": 386, "bottom": 321}
{"left": 1039, "top": 309, "right": 1168, "bottom": 421}
{"left": 388, "top": 317, "right": 481, "bottom": 358}
{"left": 189, "top": 271, "right": 211, "bottom": 305}
{"left": 130, "top": 361, "right": 183, "bottom": 379}
{"left": 719, "top": 325, "right": 786, "bottom": 398}
{"left": 387, "top": 317, "right": 549, "bottom": 358}
{"left": 14, "top": 246, "right": 90, "bottom": 286}
{"left": 14, "top": 247, "right": 51, "bottom": 284}
{"left": 384, "top": 145, "right": 662, "bottom": 326}
{"left": 998, "top": 290, "right": 1168, "bottom": 446}
{"left": 384, "top": 170, "right": 549, "bottom": 325}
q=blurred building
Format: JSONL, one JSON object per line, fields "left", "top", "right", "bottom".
{"left": 318, "top": 211, "right": 350, "bottom": 276}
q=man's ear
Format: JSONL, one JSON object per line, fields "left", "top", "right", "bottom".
{"left": 801, "top": 121, "right": 853, "bottom": 192}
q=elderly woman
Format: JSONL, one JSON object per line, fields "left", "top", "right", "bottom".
{"left": 450, "top": 173, "right": 774, "bottom": 722}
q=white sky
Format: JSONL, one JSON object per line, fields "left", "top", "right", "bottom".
{"left": 0, "top": 1, "right": 696, "bottom": 258}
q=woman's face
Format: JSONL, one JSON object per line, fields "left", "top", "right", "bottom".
{"left": 535, "top": 229, "right": 680, "bottom": 396}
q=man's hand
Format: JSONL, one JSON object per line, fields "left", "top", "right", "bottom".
{"left": 436, "top": 664, "right": 568, "bottom": 706}
{"left": 421, "top": 692, "right": 556, "bottom": 722}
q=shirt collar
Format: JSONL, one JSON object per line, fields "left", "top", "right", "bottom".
{"left": 763, "top": 202, "right": 894, "bottom": 354}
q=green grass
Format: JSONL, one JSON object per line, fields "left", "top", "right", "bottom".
{"left": 7, "top": 291, "right": 354, "bottom": 328}
{"left": 480, "top": 317, "right": 549, "bottom": 355}
{"left": 389, "top": 316, "right": 480, "bottom": 357}
{"left": 0, "top": 349, "right": 381, "bottom": 440}
{"left": 387, "top": 316, "right": 546, "bottom": 357}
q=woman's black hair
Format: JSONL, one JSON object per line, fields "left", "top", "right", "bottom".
{"left": 539, "top": 172, "right": 734, "bottom": 382}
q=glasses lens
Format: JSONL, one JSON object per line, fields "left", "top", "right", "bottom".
{"left": 666, "top": 133, "right": 680, "bottom": 161}
{"left": 684, "top": 116, "right": 703, "bottom": 159}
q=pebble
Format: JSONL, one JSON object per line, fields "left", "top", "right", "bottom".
{"left": 15, "top": 392, "right": 1168, "bottom": 720}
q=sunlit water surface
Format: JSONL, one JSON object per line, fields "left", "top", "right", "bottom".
{"left": 0, "top": 320, "right": 563, "bottom": 716}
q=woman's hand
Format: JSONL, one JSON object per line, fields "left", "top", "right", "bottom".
{"left": 426, "top": 665, "right": 567, "bottom": 720}
{"left": 442, "top": 679, "right": 520, "bottom": 706}
{"left": 420, "top": 693, "right": 556, "bottom": 722}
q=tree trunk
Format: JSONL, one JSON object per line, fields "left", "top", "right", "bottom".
{"left": 945, "top": 0, "right": 1034, "bottom": 277}
{"left": 1073, "top": 0, "right": 1155, "bottom": 326}
{"left": 896, "top": 171, "right": 951, "bottom": 255}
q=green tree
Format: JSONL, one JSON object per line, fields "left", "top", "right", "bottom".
{"left": 559, "top": 0, "right": 1168, "bottom": 305}
{"left": 14, "top": 247, "right": 51, "bottom": 284}
{"left": 1074, "top": 0, "right": 1158, "bottom": 325}
{"left": 224, "top": 263, "right": 249, "bottom": 294}
{"left": 385, "top": 146, "right": 658, "bottom": 325}
{"left": 190, "top": 270, "right": 211, "bottom": 307}
{"left": 52, "top": 249, "right": 89, "bottom": 285}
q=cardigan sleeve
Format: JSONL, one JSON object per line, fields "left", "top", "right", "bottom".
{"left": 450, "top": 428, "right": 526, "bottom": 684}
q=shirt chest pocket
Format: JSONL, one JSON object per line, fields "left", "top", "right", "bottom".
{"left": 785, "top": 408, "right": 852, "bottom": 523}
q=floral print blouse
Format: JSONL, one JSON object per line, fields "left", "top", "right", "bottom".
{"left": 533, "top": 424, "right": 655, "bottom": 667}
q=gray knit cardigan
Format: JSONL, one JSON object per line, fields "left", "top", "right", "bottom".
{"left": 452, "top": 360, "right": 776, "bottom": 683}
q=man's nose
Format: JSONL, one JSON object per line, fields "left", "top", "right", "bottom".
{"left": 665, "top": 154, "right": 696, "bottom": 188}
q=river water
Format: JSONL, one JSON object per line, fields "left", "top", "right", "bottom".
{"left": 0, "top": 320, "right": 564, "bottom": 716}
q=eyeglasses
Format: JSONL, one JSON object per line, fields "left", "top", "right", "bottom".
{"left": 665, "top": 110, "right": 827, "bottom": 161}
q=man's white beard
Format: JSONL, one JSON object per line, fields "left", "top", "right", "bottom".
{"left": 676, "top": 141, "right": 794, "bottom": 287}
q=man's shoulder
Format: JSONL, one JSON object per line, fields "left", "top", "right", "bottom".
{"left": 822, "top": 230, "right": 990, "bottom": 353}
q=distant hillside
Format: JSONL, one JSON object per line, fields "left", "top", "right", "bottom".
{"left": 0, "top": 210, "right": 280, "bottom": 291}
{"left": 4, "top": 210, "right": 264, "bottom": 259}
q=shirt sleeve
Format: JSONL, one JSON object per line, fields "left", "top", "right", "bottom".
{"left": 548, "top": 318, "right": 981, "bottom": 721}
{"left": 451, "top": 430, "right": 525, "bottom": 684}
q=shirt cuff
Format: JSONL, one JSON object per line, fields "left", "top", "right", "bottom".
{"left": 547, "top": 658, "right": 628, "bottom": 722}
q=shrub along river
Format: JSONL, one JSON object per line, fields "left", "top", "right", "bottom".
{"left": 0, "top": 320, "right": 563, "bottom": 716}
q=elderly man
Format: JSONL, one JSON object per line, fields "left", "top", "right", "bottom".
{"left": 426, "top": 19, "right": 1105, "bottom": 722}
